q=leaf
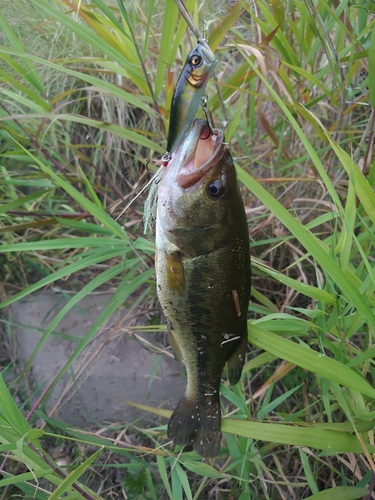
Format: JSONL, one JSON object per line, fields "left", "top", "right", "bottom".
{"left": 129, "top": 402, "right": 375, "bottom": 453}
{"left": 0, "top": 248, "right": 125, "bottom": 309}
{"left": 257, "top": 385, "right": 302, "bottom": 419}
{"left": 0, "top": 69, "right": 50, "bottom": 110}
{"left": 182, "top": 461, "right": 229, "bottom": 479}
{"left": 175, "top": 462, "right": 192, "bottom": 500}
{"left": 126, "top": 401, "right": 171, "bottom": 419}
{"left": 171, "top": 465, "right": 183, "bottom": 500}
{"left": 236, "top": 166, "right": 375, "bottom": 332}
{"left": 208, "top": 1, "right": 246, "bottom": 52}
{"left": 9, "top": 137, "right": 129, "bottom": 239}
{"left": 307, "top": 110, "right": 375, "bottom": 229}
{"left": 156, "top": 455, "right": 173, "bottom": 499}
{"left": 368, "top": 24, "right": 375, "bottom": 109}
{"left": 0, "top": 470, "right": 53, "bottom": 487}
{"left": 56, "top": 114, "right": 163, "bottom": 152}
{"left": 0, "top": 46, "right": 158, "bottom": 118}
{"left": 252, "top": 260, "right": 336, "bottom": 305}
{"left": 154, "top": 0, "right": 179, "bottom": 98}
{"left": 48, "top": 447, "right": 103, "bottom": 500}
{"left": 248, "top": 324, "right": 375, "bottom": 399}
{"left": 30, "top": 0, "right": 148, "bottom": 94}
{"left": 40, "top": 268, "right": 155, "bottom": 401}
{"left": 19, "top": 263, "right": 127, "bottom": 375}
{"left": 0, "top": 11, "right": 44, "bottom": 92}
{"left": 221, "top": 419, "right": 373, "bottom": 453}
{"left": 303, "top": 486, "right": 369, "bottom": 500}
{"left": 300, "top": 449, "right": 319, "bottom": 495}
{"left": 0, "top": 189, "right": 51, "bottom": 215}
{"left": 0, "top": 374, "right": 30, "bottom": 435}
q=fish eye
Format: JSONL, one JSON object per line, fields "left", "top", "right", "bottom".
{"left": 190, "top": 55, "right": 201, "bottom": 66}
{"left": 207, "top": 179, "right": 225, "bottom": 199}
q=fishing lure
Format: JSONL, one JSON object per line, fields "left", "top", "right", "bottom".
{"left": 163, "top": 39, "right": 216, "bottom": 165}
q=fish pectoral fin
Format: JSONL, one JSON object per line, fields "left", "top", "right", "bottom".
{"left": 169, "top": 329, "right": 183, "bottom": 363}
{"left": 168, "top": 395, "right": 221, "bottom": 458}
{"left": 226, "top": 329, "right": 247, "bottom": 386}
{"left": 166, "top": 251, "right": 185, "bottom": 293}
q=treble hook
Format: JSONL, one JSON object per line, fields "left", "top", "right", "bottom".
{"left": 201, "top": 94, "right": 214, "bottom": 139}
{"left": 145, "top": 160, "right": 155, "bottom": 174}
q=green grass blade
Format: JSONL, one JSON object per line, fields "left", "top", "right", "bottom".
{"left": 156, "top": 455, "right": 173, "bottom": 499}
{"left": 309, "top": 110, "right": 375, "bottom": 227}
{"left": 0, "top": 374, "right": 30, "bottom": 434}
{"left": 300, "top": 449, "right": 319, "bottom": 495}
{"left": 20, "top": 263, "right": 126, "bottom": 374}
{"left": 154, "top": 0, "right": 179, "bottom": 98}
{"left": 303, "top": 486, "right": 370, "bottom": 499}
{"left": 0, "top": 11, "right": 44, "bottom": 92}
{"left": 55, "top": 114, "right": 164, "bottom": 152}
{"left": 129, "top": 402, "right": 375, "bottom": 453}
{"left": 248, "top": 324, "right": 375, "bottom": 398}
{"left": 0, "top": 189, "right": 51, "bottom": 215}
{"left": 175, "top": 462, "right": 192, "bottom": 500}
{"left": 221, "top": 419, "right": 372, "bottom": 453}
{"left": 257, "top": 385, "right": 302, "bottom": 419}
{"left": 48, "top": 447, "right": 103, "bottom": 500}
{"left": 0, "top": 46, "right": 158, "bottom": 118}
{"left": 253, "top": 260, "right": 336, "bottom": 305}
{"left": 41, "top": 268, "right": 155, "bottom": 400}
{"left": 368, "top": 21, "right": 375, "bottom": 109}
{"left": 0, "top": 470, "right": 53, "bottom": 487}
{"left": 9, "top": 136, "right": 129, "bottom": 239}
{"left": 0, "top": 237, "right": 123, "bottom": 252}
{"left": 182, "top": 461, "right": 228, "bottom": 479}
{"left": 237, "top": 167, "right": 375, "bottom": 331}
{"left": 0, "top": 248, "right": 125, "bottom": 309}
{"left": 28, "top": 0, "right": 147, "bottom": 94}
{"left": 0, "top": 69, "right": 50, "bottom": 110}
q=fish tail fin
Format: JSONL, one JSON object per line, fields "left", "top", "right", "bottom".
{"left": 226, "top": 330, "right": 247, "bottom": 386}
{"left": 168, "top": 394, "right": 221, "bottom": 458}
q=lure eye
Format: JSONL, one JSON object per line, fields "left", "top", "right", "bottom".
{"left": 190, "top": 55, "right": 201, "bottom": 66}
{"left": 207, "top": 179, "right": 225, "bottom": 199}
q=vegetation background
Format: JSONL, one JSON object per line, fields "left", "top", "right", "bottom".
{"left": 1, "top": 0, "right": 375, "bottom": 498}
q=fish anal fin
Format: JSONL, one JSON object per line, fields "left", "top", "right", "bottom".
{"left": 169, "top": 328, "right": 183, "bottom": 363}
{"left": 226, "top": 330, "right": 247, "bottom": 386}
{"left": 168, "top": 395, "right": 221, "bottom": 458}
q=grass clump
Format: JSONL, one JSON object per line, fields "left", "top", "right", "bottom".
{"left": 1, "top": 0, "right": 375, "bottom": 498}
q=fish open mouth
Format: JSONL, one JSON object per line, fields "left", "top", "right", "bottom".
{"left": 176, "top": 119, "right": 224, "bottom": 189}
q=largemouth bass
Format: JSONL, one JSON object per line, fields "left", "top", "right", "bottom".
{"left": 165, "top": 40, "right": 216, "bottom": 158}
{"left": 156, "top": 119, "right": 251, "bottom": 457}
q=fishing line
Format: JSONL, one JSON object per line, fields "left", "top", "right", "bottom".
{"left": 173, "top": 0, "right": 213, "bottom": 53}
{"left": 174, "top": 0, "right": 202, "bottom": 42}
{"left": 115, "top": 168, "right": 162, "bottom": 222}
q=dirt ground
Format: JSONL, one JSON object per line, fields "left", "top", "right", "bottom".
{"left": 8, "top": 292, "right": 185, "bottom": 427}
